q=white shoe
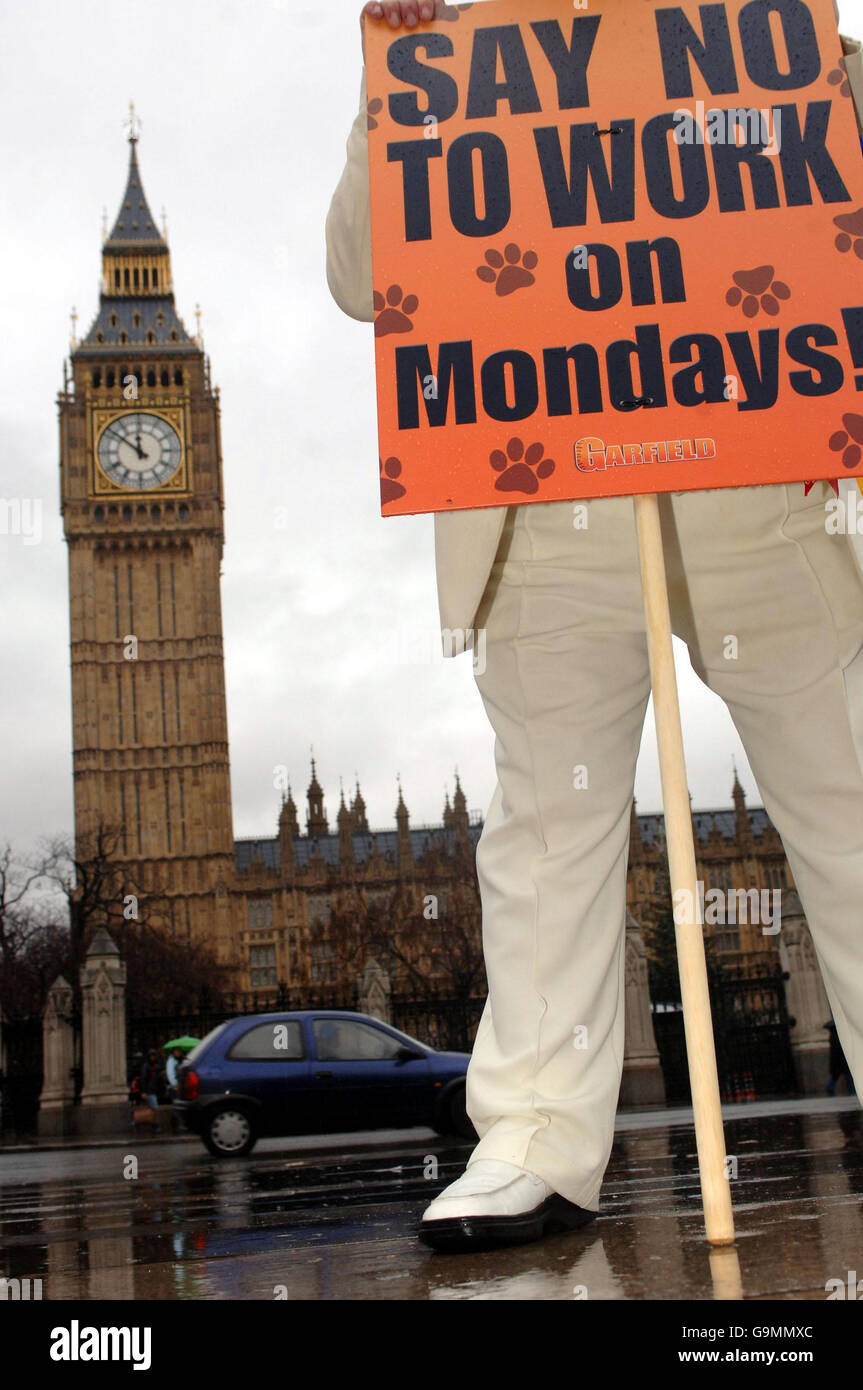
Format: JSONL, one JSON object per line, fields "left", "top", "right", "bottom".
{"left": 419, "top": 1159, "right": 597, "bottom": 1250}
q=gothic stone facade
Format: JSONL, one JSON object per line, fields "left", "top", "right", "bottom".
{"left": 234, "top": 766, "right": 791, "bottom": 999}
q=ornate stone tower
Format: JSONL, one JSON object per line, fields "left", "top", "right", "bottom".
{"left": 58, "top": 112, "right": 236, "bottom": 960}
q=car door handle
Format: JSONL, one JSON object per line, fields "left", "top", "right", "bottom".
{"left": 315, "top": 1070, "right": 334, "bottom": 1080}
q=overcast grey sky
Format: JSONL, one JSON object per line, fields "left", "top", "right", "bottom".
{"left": 2, "top": 0, "right": 862, "bottom": 861}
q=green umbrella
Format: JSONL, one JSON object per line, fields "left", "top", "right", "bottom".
{"left": 162, "top": 1035, "right": 201, "bottom": 1051}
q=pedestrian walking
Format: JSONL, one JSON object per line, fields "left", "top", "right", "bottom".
{"left": 165, "top": 1045, "right": 185, "bottom": 1132}
{"left": 140, "top": 1049, "right": 163, "bottom": 1132}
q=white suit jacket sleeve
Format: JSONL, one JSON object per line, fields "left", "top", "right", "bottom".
{"left": 326, "top": 71, "right": 375, "bottom": 324}
{"left": 842, "top": 34, "right": 863, "bottom": 131}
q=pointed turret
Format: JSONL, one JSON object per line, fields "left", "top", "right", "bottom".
{"left": 105, "top": 132, "right": 166, "bottom": 246}
{"left": 278, "top": 786, "right": 298, "bottom": 879}
{"left": 279, "top": 786, "right": 299, "bottom": 838}
{"left": 442, "top": 789, "right": 454, "bottom": 830}
{"left": 732, "top": 763, "right": 752, "bottom": 851}
{"left": 452, "top": 770, "right": 469, "bottom": 844}
{"left": 79, "top": 109, "right": 196, "bottom": 353}
{"left": 350, "top": 778, "right": 369, "bottom": 834}
{"left": 395, "top": 778, "right": 413, "bottom": 873}
{"left": 337, "top": 783, "right": 354, "bottom": 867}
{"left": 306, "top": 758, "right": 328, "bottom": 839}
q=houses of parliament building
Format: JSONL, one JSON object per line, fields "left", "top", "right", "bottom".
{"left": 58, "top": 122, "right": 793, "bottom": 999}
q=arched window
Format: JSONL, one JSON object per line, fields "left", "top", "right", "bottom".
{"left": 106, "top": 369, "right": 115, "bottom": 387}
{"left": 96, "top": 331, "right": 104, "bottom": 344}
{"left": 160, "top": 368, "right": 169, "bottom": 387}
{"left": 146, "top": 331, "right": 155, "bottom": 345}
{"left": 142, "top": 267, "right": 149, "bottom": 288}
{"left": 91, "top": 369, "right": 101, "bottom": 387}
{"left": 173, "top": 367, "right": 183, "bottom": 385}
{"left": 114, "top": 269, "right": 120, "bottom": 289}
{"left": 150, "top": 504, "right": 161, "bottom": 522}
{"left": 109, "top": 312, "right": 118, "bottom": 327}
{"left": 123, "top": 268, "right": 130, "bottom": 289}
{"left": 178, "top": 503, "right": 189, "bottom": 521}
{"left": 152, "top": 267, "right": 159, "bottom": 288}
{"left": 94, "top": 505, "right": 105, "bottom": 522}
{"left": 119, "top": 331, "right": 127, "bottom": 344}
{"left": 132, "top": 312, "right": 141, "bottom": 328}
{"left": 170, "top": 330, "right": 178, "bottom": 342}
{"left": 146, "top": 369, "right": 156, "bottom": 386}
{"left": 122, "top": 504, "right": 132, "bottom": 521}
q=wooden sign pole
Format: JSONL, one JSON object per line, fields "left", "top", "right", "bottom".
{"left": 633, "top": 492, "right": 736, "bottom": 1247}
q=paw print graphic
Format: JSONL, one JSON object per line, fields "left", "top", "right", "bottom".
{"left": 438, "top": 3, "right": 474, "bottom": 19}
{"left": 367, "top": 97, "right": 383, "bottom": 131}
{"left": 490, "top": 438, "right": 555, "bottom": 494}
{"left": 827, "top": 59, "right": 851, "bottom": 97}
{"left": 829, "top": 414, "right": 863, "bottom": 471}
{"left": 373, "top": 285, "right": 419, "bottom": 337}
{"left": 725, "top": 265, "right": 790, "bottom": 317}
{"left": 477, "top": 244, "right": 538, "bottom": 297}
{"left": 380, "top": 456, "right": 406, "bottom": 505}
{"left": 833, "top": 208, "right": 863, "bottom": 258}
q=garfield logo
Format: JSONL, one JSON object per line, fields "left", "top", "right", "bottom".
{"left": 573, "top": 437, "right": 717, "bottom": 473}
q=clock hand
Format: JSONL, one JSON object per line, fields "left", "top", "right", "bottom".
{"left": 105, "top": 425, "right": 145, "bottom": 459}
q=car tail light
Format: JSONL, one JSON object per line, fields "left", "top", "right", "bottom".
{"left": 183, "top": 1069, "right": 199, "bottom": 1101}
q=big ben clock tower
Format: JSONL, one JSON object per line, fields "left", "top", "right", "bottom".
{"left": 59, "top": 111, "right": 236, "bottom": 961}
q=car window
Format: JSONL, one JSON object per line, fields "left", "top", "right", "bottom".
{"left": 184, "top": 1022, "right": 229, "bottom": 1064}
{"left": 228, "top": 1020, "right": 305, "bottom": 1061}
{"left": 313, "top": 1019, "right": 407, "bottom": 1061}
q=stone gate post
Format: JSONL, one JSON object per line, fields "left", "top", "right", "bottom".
{"left": 357, "top": 958, "right": 391, "bottom": 1024}
{"left": 777, "top": 890, "right": 832, "bottom": 1095}
{"left": 78, "top": 928, "right": 129, "bottom": 1136}
{"left": 38, "top": 975, "right": 76, "bottom": 1137}
{"left": 621, "top": 912, "right": 667, "bottom": 1107}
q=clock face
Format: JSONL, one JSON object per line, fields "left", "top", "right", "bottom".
{"left": 96, "top": 412, "right": 182, "bottom": 491}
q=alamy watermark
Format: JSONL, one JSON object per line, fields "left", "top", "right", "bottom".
{"left": 0, "top": 1276, "right": 42, "bottom": 1300}
{"left": 672, "top": 103, "right": 781, "bottom": 156}
{"left": 370, "top": 624, "right": 487, "bottom": 674}
{"left": 673, "top": 881, "right": 781, "bottom": 935}
{"left": 0, "top": 497, "right": 42, "bottom": 545}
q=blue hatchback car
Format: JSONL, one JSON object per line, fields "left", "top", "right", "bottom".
{"left": 176, "top": 1011, "right": 474, "bottom": 1156}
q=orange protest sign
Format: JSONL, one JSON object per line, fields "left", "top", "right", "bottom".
{"left": 364, "top": 0, "right": 863, "bottom": 516}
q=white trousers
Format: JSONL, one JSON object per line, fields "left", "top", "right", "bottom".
{"left": 466, "top": 480, "right": 863, "bottom": 1210}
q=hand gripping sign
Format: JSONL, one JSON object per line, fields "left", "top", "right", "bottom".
{"left": 364, "top": 0, "right": 863, "bottom": 517}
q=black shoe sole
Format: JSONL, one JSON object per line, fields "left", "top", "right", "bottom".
{"left": 418, "top": 1194, "right": 598, "bottom": 1252}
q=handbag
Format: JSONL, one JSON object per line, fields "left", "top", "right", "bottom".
{"left": 133, "top": 1104, "right": 157, "bottom": 1126}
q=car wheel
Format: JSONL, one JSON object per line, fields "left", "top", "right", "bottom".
{"left": 201, "top": 1105, "right": 257, "bottom": 1157}
{"left": 444, "top": 1084, "right": 477, "bottom": 1142}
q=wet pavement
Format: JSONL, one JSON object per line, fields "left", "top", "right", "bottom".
{"left": 0, "top": 1099, "right": 860, "bottom": 1300}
